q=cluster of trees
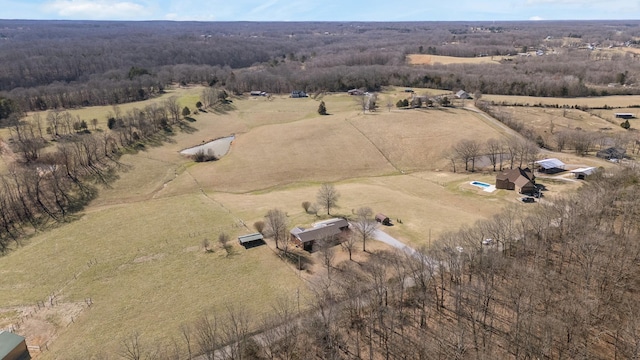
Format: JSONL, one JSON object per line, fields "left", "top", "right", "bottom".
{"left": 448, "top": 137, "right": 539, "bottom": 173}
{"left": 0, "top": 98, "right": 191, "bottom": 252}
{"left": 112, "top": 167, "right": 640, "bottom": 359}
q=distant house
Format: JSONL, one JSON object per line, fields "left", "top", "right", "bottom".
{"left": 615, "top": 113, "right": 635, "bottom": 119}
{"left": 290, "top": 218, "right": 349, "bottom": 252}
{"left": 495, "top": 167, "right": 536, "bottom": 194}
{"left": 375, "top": 213, "right": 391, "bottom": 226}
{"left": 238, "top": 233, "right": 265, "bottom": 248}
{"left": 290, "top": 90, "right": 308, "bottom": 98}
{"left": 535, "top": 158, "right": 566, "bottom": 174}
{"left": 0, "top": 331, "right": 29, "bottom": 360}
{"left": 570, "top": 167, "right": 597, "bottom": 180}
{"left": 455, "top": 90, "right": 471, "bottom": 99}
{"left": 250, "top": 91, "right": 267, "bottom": 96}
{"left": 596, "top": 147, "right": 626, "bottom": 160}
{"left": 347, "top": 89, "right": 364, "bottom": 96}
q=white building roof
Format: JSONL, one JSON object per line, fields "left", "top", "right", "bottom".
{"left": 570, "top": 167, "right": 597, "bottom": 176}
{"left": 535, "top": 158, "right": 565, "bottom": 169}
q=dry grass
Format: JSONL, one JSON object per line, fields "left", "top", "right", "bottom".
{"left": 0, "top": 88, "right": 603, "bottom": 359}
{"left": 1, "top": 193, "right": 308, "bottom": 358}
{"left": 407, "top": 54, "right": 507, "bottom": 65}
{"left": 483, "top": 94, "right": 640, "bottom": 108}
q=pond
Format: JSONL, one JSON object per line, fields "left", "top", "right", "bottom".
{"left": 180, "top": 135, "right": 235, "bottom": 158}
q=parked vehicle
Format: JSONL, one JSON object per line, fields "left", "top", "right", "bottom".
{"left": 521, "top": 197, "right": 535, "bottom": 203}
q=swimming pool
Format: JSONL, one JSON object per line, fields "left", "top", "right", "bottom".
{"left": 470, "top": 181, "right": 497, "bottom": 193}
{"left": 471, "top": 181, "right": 490, "bottom": 188}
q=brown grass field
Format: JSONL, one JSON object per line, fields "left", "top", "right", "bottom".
{"left": 0, "top": 86, "right": 614, "bottom": 358}
{"left": 483, "top": 94, "right": 640, "bottom": 108}
{"left": 407, "top": 54, "right": 508, "bottom": 65}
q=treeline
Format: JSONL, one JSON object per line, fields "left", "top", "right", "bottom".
{"left": 0, "top": 99, "right": 188, "bottom": 253}
{"left": 110, "top": 167, "right": 640, "bottom": 360}
{"left": 2, "top": 20, "right": 640, "bottom": 118}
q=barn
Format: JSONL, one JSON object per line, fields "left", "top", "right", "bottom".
{"left": 0, "top": 331, "right": 29, "bottom": 360}
{"left": 535, "top": 158, "right": 566, "bottom": 174}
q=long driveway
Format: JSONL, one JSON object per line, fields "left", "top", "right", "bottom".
{"left": 372, "top": 227, "right": 439, "bottom": 267}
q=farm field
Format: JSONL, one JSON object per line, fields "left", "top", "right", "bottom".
{"left": 483, "top": 94, "right": 640, "bottom": 108}
{"left": 0, "top": 87, "right": 610, "bottom": 358}
{"left": 407, "top": 54, "right": 508, "bottom": 65}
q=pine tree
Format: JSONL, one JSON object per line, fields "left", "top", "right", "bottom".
{"left": 318, "top": 101, "right": 327, "bottom": 115}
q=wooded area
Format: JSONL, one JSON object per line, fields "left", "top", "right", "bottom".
{"left": 2, "top": 20, "right": 640, "bottom": 121}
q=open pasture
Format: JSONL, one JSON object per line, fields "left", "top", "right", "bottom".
{"left": 0, "top": 89, "right": 593, "bottom": 359}
{"left": 0, "top": 193, "right": 308, "bottom": 358}
{"left": 407, "top": 54, "right": 507, "bottom": 65}
{"left": 483, "top": 94, "right": 640, "bottom": 108}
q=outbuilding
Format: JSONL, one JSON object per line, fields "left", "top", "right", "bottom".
{"left": 615, "top": 113, "right": 635, "bottom": 119}
{"left": 238, "top": 233, "right": 265, "bottom": 248}
{"left": 596, "top": 147, "right": 626, "bottom": 161}
{"left": 570, "top": 167, "right": 597, "bottom": 179}
{"left": 535, "top": 158, "right": 566, "bottom": 174}
{"left": 0, "top": 331, "right": 29, "bottom": 360}
{"left": 375, "top": 213, "right": 391, "bottom": 226}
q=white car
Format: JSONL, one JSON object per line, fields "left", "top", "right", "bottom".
{"left": 482, "top": 238, "right": 494, "bottom": 245}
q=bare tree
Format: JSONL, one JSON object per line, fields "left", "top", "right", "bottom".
{"left": 219, "top": 232, "right": 232, "bottom": 256}
{"left": 316, "top": 183, "right": 340, "bottom": 215}
{"left": 454, "top": 139, "right": 482, "bottom": 172}
{"left": 485, "top": 138, "right": 502, "bottom": 172}
{"left": 353, "top": 207, "right": 376, "bottom": 252}
{"left": 194, "top": 313, "right": 218, "bottom": 360}
{"left": 265, "top": 208, "right": 288, "bottom": 250}
{"left": 341, "top": 232, "right": 358, "bottom": 261}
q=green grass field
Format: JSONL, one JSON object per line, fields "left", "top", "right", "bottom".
{"left": 0, "top": 87, "right": 602, "bottom": 358}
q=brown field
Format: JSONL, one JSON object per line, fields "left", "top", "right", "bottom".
{"left": 407, "top": 54, "right": 508, "bottom": 65}
{"left": 0, "top": 87, "right": 612, "bottom": 358}
{"left": 483, "top": 94, "right": 640, "bottom": 108}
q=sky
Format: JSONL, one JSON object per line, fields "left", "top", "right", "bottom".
{"left": 0, "top": 0, "right": 638, "bottom": 22}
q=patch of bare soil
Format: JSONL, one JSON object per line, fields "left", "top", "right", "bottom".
{"left": 133, "top": 253, "right": 165, "bottom": 263}
{"left": 0, "top": 301, "right": 87, "bottom": 355}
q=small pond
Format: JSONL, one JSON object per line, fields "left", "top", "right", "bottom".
{"left": 180, "top": 135, "right": 235, "bottom": 158}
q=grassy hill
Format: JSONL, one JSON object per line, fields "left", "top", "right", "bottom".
{"left": 0, "top": 87, "right": 575, "bottom": 358}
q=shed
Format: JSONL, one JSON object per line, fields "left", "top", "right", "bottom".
{"left": 238, "top": 233, "right": 265, "bottom": 248}
{"left": 250, "top": 91, "right": 263, "bottom": 96}
{"left": 0, "top": 331, "right": 29, "bottom": 360}
{"left": 615, "top": 113, "right": 635, "bottom": 119}
{"left": 375, "top": 213, "right": 391, "bottom": 226}
{"left": 535, "top": 158, "right": 565, "bottom": 173}
{"left": 570, "top": 167, "right": 597, "bottom": 179}
{"left": 347, "top": 89, "right": 364, "bottom": 96}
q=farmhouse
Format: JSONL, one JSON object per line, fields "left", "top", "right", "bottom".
{"left": 347, "top": 89, "right": 364, "bottom": 95}
{"left": 535, "top": 158, "right": 565, "bottom": 174}
{"left": 570, "top": 167, "right": 597, "bottom": 179}
{"left": 290, "top": 90, "right": 308, "bottom": 98}
{"left": 290, "top": 218, "right": 349, "bottom": 252}
{"left": 456, "top": 90, "right": 471, "bottom": 99}
{"left": 495, "top": 167, "right": 536, "bottom": 194}
{"left": 615, "top": 113, "right": 635, "bottom": 119}
{"left": 596, "top": 147, "right": 626, "bottom": 160}
{"left": 0, "top": 331, "right": 29, "bottom": 360}
{"left": 238, "top": 233, "right": 265, "bottom": 248}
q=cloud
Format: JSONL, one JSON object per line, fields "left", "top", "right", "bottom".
{"left": 42, "top": 0, "right": 147, "bottom": 20}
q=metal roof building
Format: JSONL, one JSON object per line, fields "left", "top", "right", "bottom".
{"left": 0, "top": 331, "right": 29, "bottom": 360}
{"left": 535, "top": 158, "right": 565, "bottom": 170}
{"left": 570, "top": 167, "right": 597, "bottom": 179}
{"left": 238, "top": 233, "right": 264, "bottom": 246}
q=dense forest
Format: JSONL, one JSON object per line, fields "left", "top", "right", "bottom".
{"left": 2, "top": 20, "right": 640, "bottom": 121}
